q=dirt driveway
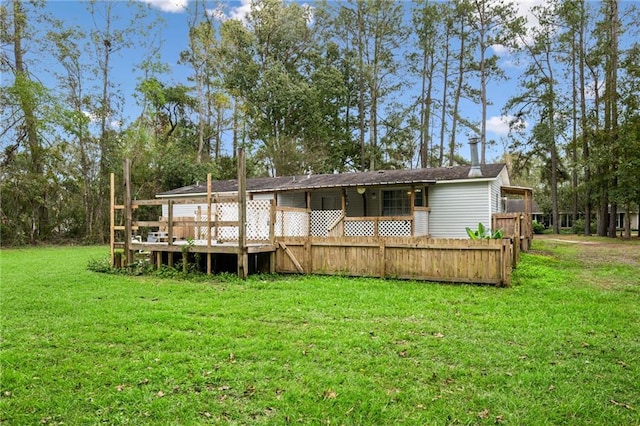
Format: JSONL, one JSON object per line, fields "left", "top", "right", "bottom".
{"left": 533, "top": 234, "right": 640, "bottom": 269}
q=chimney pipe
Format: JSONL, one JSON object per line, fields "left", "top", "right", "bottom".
{"left": 468, "top": 138, "right": 482, "bottom": 178}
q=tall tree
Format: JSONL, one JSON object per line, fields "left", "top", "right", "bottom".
{"left": 48, "top": 22, "right": 99, "bottom": 240}
{"left": 0, "top": 0, "right": 52, "bottom": 242}
{"left": 448, "top": 0, "right": 475, "bottom": 166}
{"left": 437, "top": 6, "right": 454, "bottom": 167}
{"left": 603, "top": 0, "right": 620, "bottom": 237}
{"left": 506, "top": 2, "right": 566, "bottom": 234}
{"left": 469, "top": 0, "right": 522, "bottom": 164}
{"left": 86, "top": 0, "right": 155, "bottom": 241}
{"left": 411, "top": 0, "right": 444, "bottom": 168}
{"left": 333, "top": 0, "right": 407, "bottom": 171}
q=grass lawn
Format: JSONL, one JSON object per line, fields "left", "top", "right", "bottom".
{"left": 1, "top": 238, "right": 638, "bottom": 425}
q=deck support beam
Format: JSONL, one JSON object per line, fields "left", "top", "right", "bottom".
{"left": 124, "top": 159, "right": 133, "bottom": 266}
{"left": 237, "top": 148, "right": 248, "bottom": 279}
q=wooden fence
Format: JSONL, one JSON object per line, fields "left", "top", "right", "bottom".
{"left": 276, "top": 236, "right": 513, "bottom": 286}
{"left": 492, "top": 212, "right": 532, "bottom": 266}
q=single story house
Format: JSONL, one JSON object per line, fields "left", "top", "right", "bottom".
{"left": 157, "top": 162, "right": 522, "bottom": 239}
{"left": 506, "top": 200, "right": 639, "bottom": 231}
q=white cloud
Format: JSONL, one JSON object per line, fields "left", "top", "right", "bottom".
{"left": 213, "top": 0, "right": 253, "bottom": 23}
{"left": 110, "top": 119, "right": 122, "bottom": 130}
{"left": 82, "top": 110, "right": 98, "bottom": 122}
{"left": 230, "top": 0, "right": 254, "bottom": 22}
{"left": 211, "top": 0, "right": 313, "bottom": 26}
{"left": 486, "top": 115, "right": 527, "bottom": 136}
{"left": 207, "top": 0, "right": 253, "bottom": 24}
{"left": 490, "top": 44, "right": 510, "bottom": 56}
{"left": 140, "top": 0, "right": 188, "bottom": 14}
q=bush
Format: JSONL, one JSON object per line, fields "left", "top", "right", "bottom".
{"left": 465, "top": 222, "right": 503, "bottom": 239}
{"left": 572, "top": 218, "right": 596, "bottom": 235}
{"left": 532, "top": 221, "right": 546, "bottom": 234}
{"left": 87, "top": 256, "right": 116, "bottom": 273}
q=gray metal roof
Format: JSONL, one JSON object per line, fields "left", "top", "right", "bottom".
{"left": 158, "top": 164, "right": 507, "bottom": 197}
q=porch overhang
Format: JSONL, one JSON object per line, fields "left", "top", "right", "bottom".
{"left": 501, "top": 186, "right": 534, "bottom": 215}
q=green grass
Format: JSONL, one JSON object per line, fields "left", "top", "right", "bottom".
{"left": 1, "top": 241, "right": 638, "bottom": 425}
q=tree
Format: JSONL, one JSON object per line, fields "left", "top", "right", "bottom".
{"left": 219, "top": 0, "right": 353, "bottom": 176}
{"left": 86, "top": 0, "right": 157, "bottom": 241}
{"left": 448, "top": 0, "right": 476, "bottom": 167}
{"left": 468, "top": 0, "right": 522, "bottom": 164}
{"left": 47, "top": 22, "right": 100, "bottom": 240}
{"left": 411, "top": 0, "right": 444, "bottom": 168}
{"left": 332, "top": 0, "right": 407, "bottom": 171}
{"left": 506, "top": 2, "right": 566, "bottom": 234}
{"left": 0, "top": 0, "right": 53, "bottom": 243}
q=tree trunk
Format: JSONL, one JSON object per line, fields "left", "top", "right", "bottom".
{"left": 12, "top": 0, "right": 46, "bottom": 242}
{"left": 438, "top": 21, "right": 451, "bottom": 167}
{"left": 357, "top": 8, "right": 366, "bottom": 172}
{"left": 449, "top": 17, "right": 466, "bottom": 167}
{"left": 579, "top": 0, "right": 591, "bottom": 236}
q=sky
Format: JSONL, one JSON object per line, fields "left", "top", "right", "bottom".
{"left": 35, "top": 0, "right": 633, "bottom": 164}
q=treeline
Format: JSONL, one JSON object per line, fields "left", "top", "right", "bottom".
{"left": 1, "top": 0, "right": 638, "bottom": 245}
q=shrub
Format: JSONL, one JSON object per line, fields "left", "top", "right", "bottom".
{"left": 87, "top": 256, "right": 116, "bottom": 273}
{"left": 532, "top": 220, "right": 546, "bottom": 234}
{"left": 572, "top": 218, "right": 596, "bottom": 234}
{"left": 465, "top": 222, "right": 503, "bottom": 239}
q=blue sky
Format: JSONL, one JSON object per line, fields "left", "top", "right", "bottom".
{"left": 38, "top": 0, "right": 634, "bottom": 163}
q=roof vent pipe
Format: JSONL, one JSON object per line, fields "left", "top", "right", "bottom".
{"left": 468, "top": 138, "right": 482, "bottom": 178}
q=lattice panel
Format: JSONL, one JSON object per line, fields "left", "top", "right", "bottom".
{"left": 189, "top": 200, "right": 272, "bottom": 242}
{"left": 275, "top": 210, "right": 310, "bottom": 237}
{"left": 195, "top": 215, "right": 209, "bottom": 240}
{"left": 379, "top": 220, "right": 412, "bottom": 237}
{"left": 345, "top": 220, "right": 375, "bottom": 237}
{"left": 310, "top": 210, "right": 343, "bottom": 237}
{"left": 247, "top": 199, "right": 272, "bottom": 240}
{"left": 216, "top": 202, "right": 238, "bottom": 221}
{"left": 217, "top": 226, "right": 239, "bottom": 241}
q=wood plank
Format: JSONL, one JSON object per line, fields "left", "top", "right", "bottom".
{"left": 278, "top": 242, "right": 304, "bottom": 273}
{"left": 110, "top": 173, "right": 115, "bottom": 267}
{"left": 124, "top": 159, "right": 133, "bottom": 266}
{"left": 237, "top": 148, "right": 248, "bottom": 279}
{"left": 132, "top": 199, "right": 165, "bottom": 206}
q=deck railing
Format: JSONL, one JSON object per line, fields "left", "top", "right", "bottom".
{"left": 276, "top": 236, "right": 512, "bottom": 286}
{"left": 309, "top": 208, "right": 430, "bottom": 238}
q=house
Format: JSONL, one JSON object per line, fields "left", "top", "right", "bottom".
{"left": 506, "top": 200, "right": 639, "bottom": 231}
{"left": 112, "top": 148, "right": 530, "bottom": 284}
{"left": 157, "top": 162, "right": 516, "bottom": 239}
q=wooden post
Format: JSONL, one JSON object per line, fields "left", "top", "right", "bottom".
{"left": 207, "top": 173, "right": 212, "bottom": 275}
{"left": 167, "top": 200, "right": 174, "bottom": 246}
{"left": 123, "top": 159, "right": 133, "bottom": 266}
{"left": 237, "top": 148, "right": 248, "bottom": 279}
{"left": 305, "top": 238, "right": 312, "bottom": 272}
{"left": 269, "top": 199, "right": 276, "bottom": 245}
{"left": 110, "top": 173, "right": 115, "bottom": 267}
{"left": 379, "top": 239, "right": 386, "bottom": 278}
{"left": 269, "top": 198, "right": 276, "bottom": 275}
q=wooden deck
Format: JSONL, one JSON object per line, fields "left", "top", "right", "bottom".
{"left": 129, "top": 240, "right": 276, "bottom": 255}
{"left": 111, "top": 153, "right": 525, "bottom": 285}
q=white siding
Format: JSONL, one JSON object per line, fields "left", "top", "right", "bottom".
{"left": 428, "top": 181, "right": 492, "bottom": 238}
{"left": 252, "top": 192, "right": 275, "bottom": 201}
{"left": 491, "top": 178, "right": 502, "bottom": 215}
{"left": 491, "top": 167, "right": 510, "bottom": 215}
{"left": 162, "top": 203, "right": 205, "bottom": 218}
